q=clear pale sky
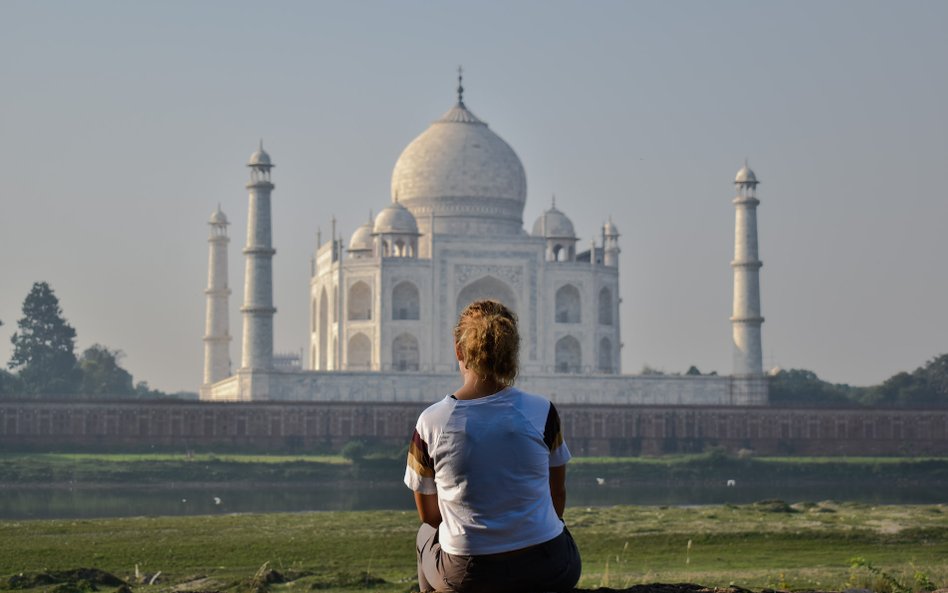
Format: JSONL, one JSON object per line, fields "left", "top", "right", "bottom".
{"left": 2, "top": 1, "right": 946, "bottom": 393}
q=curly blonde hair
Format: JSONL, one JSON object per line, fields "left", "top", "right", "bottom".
{"left": 454, "top": 300, "right": 520, "bottom": 386}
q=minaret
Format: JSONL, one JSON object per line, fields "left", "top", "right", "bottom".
{"left": 201, "top": 205, "right": 231, "bottom": 397}
{"left": 240, "top": 141, "right": 276, "bottom": 370}
{"left": 731, "top": 162, "right": 764, "bottom": 376}
{"left": 603, "top": 217, "right": 620, "bottom": 267}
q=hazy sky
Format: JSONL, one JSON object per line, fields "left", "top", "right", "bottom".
{"left": 2, "top": 1, "right": 946, "bottom": 393}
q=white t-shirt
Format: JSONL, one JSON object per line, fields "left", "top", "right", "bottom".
{"left": 404, "top": 386, "right": 572, "bottom": 555}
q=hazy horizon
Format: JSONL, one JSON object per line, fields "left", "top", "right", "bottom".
{"left": 2, "top": 1, "right": 946, "bottom": 393}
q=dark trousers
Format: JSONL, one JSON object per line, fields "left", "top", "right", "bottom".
{"left": 416, "top": 523, "right": 582, "bottom": 593}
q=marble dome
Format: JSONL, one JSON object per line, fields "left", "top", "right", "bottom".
{"left": 735, "top": 164, "right": 757, "bottom": 184}
{"left": 374, "top": 201, "right": 419, "bottom": 235}
{"left": 248, "top": 145, "right": 272, "bottom": 167}
{"left": 348, "top": 221, "right": 374, "bottom": 252}
{"left": 390, "top": 99, "right": 527, "bottom": 236}
{"left": 603, "top": 218, "right": 619, "bottom": 236}
{"left": 209, "top": 205, "right": 229, "bottom": 225}
{"left": 532, "top": 205, "right": 575, "bottom": 239}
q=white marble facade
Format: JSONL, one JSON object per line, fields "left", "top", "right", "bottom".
{"left": 204, "top": 77, "right": 768, "bottom": 406}
{"left": 309, "top": 86, "right": 621, "bottom": 377}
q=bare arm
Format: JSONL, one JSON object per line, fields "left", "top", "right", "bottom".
{"left": 414, "top": 491, "right": 443, "bottom": 528}
{"left": 549, "top": 464, "right": 567, "bottom": 519}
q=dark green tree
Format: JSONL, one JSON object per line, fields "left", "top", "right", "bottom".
{"left": 861, "top": 354, "right": 948, "bottom": 407}
{"left": 685, "top": 365, "right": 701, "bottom": 376}
{"left": 0, "top": 369, "right": 22, "bottom": 396}
{"left": 768, "top": 369, "right": 858, "bottom": 407}
{"left": 916, "top": 353, "right": 948, "bottom": 404}
{"left": 134, "top": 381, "right": 168, "bottom": 399}
{"left": 79, "top": 344, "right": 134, "bottom": 397}
{"left": 9, "top": 282, "right": 81, "bottom": 396}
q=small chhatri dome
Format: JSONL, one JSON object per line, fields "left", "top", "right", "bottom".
{"left": 349, "top": 220, "right": 374, "bottom": 252}
{"left": 735, "top": 162, "right": 757, "bottom": 185}
{"left": 248, "top": 140, "right": 273, "bottom": 167}
{"left": 603, "top": 217, "right": 619, "bottom": 236}
{"left": 209, "top": 205, "right": 229, "bottom": 225}
{"left": 531, "top": 198, "right": 576, "bottom": 238}
{"left": 373, "top": 201, "right": 419, "bottom": 235}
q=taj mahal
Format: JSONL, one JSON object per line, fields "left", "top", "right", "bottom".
{"left": 200, "top": 74, "right": 768, "bottom": 406}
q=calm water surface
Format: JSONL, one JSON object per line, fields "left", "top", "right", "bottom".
{"left": 1, "top": 480, "right": 944, "bottom": 520}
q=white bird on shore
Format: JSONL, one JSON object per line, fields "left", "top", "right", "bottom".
{"left": 595, "top": 477, "right": 606, "bottom": 486}
{"left": 726, "top": 479, "right": 736, "bottom": 487}
{"left": 213, "top": 497, "right": 222, "bottom": 505}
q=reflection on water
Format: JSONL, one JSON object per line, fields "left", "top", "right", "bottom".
{"left": 1, "top": 479, "right": 944, "bottom": 520}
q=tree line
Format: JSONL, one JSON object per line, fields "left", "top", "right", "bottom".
{"left": 0, "top": 282, "right": 190, "bottom": 399}
{"left": 769, "top": 359, "right": 948, "bottom": 408}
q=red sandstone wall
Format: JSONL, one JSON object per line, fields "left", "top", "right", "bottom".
{"left": 0, "top": 400, "right": 945, "bottom": 455}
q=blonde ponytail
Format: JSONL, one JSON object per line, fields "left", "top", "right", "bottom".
{"left": 454, "top": 300, "right": 520, "bottom": 386}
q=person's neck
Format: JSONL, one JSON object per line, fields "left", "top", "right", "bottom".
{"left": 454, "top": 370, "right": 506, "bottom": 401}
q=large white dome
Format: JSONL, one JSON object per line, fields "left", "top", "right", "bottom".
{"left": 390, "top": 99, "right": 527, "bottom": 237}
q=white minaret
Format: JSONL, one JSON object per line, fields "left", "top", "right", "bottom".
{"left": 201, "top": 205, "right": 232, "bottom": 397}
{"left": 240, "top": 142, "right": 276, "bottom": 370}
{"left": 731, "top": 162, "right": 764, "bottom": 376}
{"left": 603, "top": 217, "right": 620, "bottom": 267}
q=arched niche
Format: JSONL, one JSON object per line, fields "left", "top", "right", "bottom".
{"left": 318, "top": 288, "right": 328, "bottom": 370}
{"left": 392, "top": 281, "right": 420, "bottom": 320}
{"left": 598, "top": 337, "right": 613, "bottom": 373}
{"left": 455, "top": 276, "right": 518, "bottom": 319}
{"left": 392, "top": 333, "right": 420, "bottom": 371}
{"left": 598, "top": 287, "right": 613, "bottom": 326}
{"left": 555, "top": 284, "right": 581, "bottom": 323}
{"left": 347, "top": 281, "right": 371, "bottom": 321}
{"left": 555, "top": 335, "right": 582, "bottom": 374}
{"left": 347, "top": 333, "right": 371, "bottom": 370}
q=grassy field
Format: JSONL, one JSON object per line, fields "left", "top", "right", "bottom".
{"left": 1, "top": 503, "right": 946, "bottom": 593}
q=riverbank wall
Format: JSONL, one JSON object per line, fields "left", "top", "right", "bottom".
{"left": 1, "top": 400, "right": 946, "bottom": 455}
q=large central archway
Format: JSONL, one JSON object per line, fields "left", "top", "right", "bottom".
{"left": 455, "top": 276, "right": 518, "bottom": 320}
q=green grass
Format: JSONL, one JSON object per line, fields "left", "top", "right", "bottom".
{"left": 25, "top": 453, "right": 351, "bottom": 465}
{"left": 1, "top": 503, "right": 947, "bottom": 593}
{"left": 572, "top": 455, "right": 948, "bottom": 464}
{"left": 5, "top": 452, "right": 948, "bottom": 487}
{"left": 0, "top": 453, "right": 360, "bottom": 485}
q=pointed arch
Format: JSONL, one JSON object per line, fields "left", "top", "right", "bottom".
{"left": 555, "top": 284, "right": 581, "bottom": 323}
{"left": 347, "top": 281, "right": 371, "bottom": 321}
{"left": 456, "top": 276, "right": 517, "bottom": 319}
{"left": 347, "top": 333, "right": 371, "bottom": 370}
{"left": 598, "top": 286, "right": 613, "bottom": 325}
{"left": 598, "top": 337, "right": 613, "bottom": 373}
{"left": 555, "top": 335, "right": 581, "bottom": 374}
{"left": 392, "top": 281, "right": 420, "bottom": 320}
{"left": 392, "top": 333, "right": 420, "bottom": 371}
{"left": 318, "top": 288, "right": 328, "bottom": 370}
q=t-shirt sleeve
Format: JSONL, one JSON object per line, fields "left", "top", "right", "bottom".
{"left": 543, "top": 402, "right": 572, "bottom": 467}
{"left": 404, "top": 426, "right": 437, "bottom": 494}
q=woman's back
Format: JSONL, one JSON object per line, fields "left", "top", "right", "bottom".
{"left": 407, "top": 299, "right": 581, "bottom": 592}
{"left": 407, "top": 387, "right": 570, "bottom": 555}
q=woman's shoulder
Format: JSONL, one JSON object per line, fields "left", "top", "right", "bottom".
{"left": 416, "top": 394, "right": 458, "bottom": 427}
{"left": 507, "top": 387, "right": 556, "bottom": 415}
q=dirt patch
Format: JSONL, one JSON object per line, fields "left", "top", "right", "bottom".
{"left": 4, "top": 569, "right": 126, "bottom": 591}
{"left": 575, "top": 585, "right": 757, "bottom": 593}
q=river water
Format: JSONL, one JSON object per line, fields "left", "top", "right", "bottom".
{"left": 1, "top": 480, "right": 944, "bottom": 520}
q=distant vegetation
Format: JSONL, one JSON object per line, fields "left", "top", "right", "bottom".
{"left": 2, "top": 281, "right": 945, "bottom": 407}
{"left": 769, "top": 356, "right": 948, "bottom": 408}
{"left": 0, "top": 282, "right": 194, "bottom": 399}
{"left": 645, "top": 356, "right": 948, "bottom": 408}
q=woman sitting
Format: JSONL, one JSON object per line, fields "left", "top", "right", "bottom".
{"left": 404, "top": 299, "right": 582, "bottom": 593}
